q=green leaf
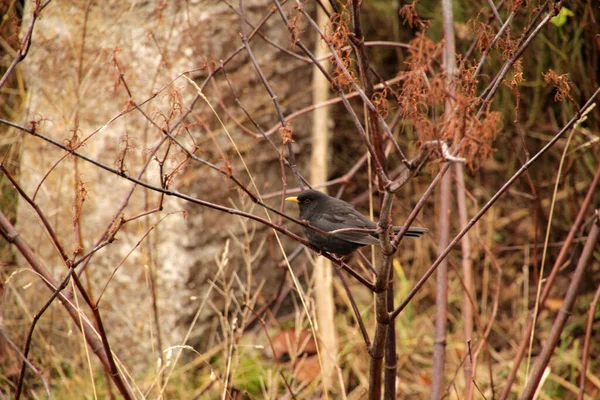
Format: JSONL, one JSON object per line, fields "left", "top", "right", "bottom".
{"left": 551, "top": 7, "right": 575, "bottom": 28}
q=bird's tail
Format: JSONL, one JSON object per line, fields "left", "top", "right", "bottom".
{"left": 392, "top": 226, "right": 428, "bottom": 238}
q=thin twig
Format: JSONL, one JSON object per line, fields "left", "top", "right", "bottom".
{"left": 578, "top": 283, "right": 600, "bottom": 400}
{"left": 498, "top": 113, "right": 600, "bottom": 399}
{"left": 390, "top": 89, "right": 600, "bottom": 320}
{"left": 334, "top": 268, "right": 371, "bottom": 348}
{"left": 520, "top": 213, "right": 600, "bottom": 399}
{"left": 243, "top": 305, "right": 298, "bottom": 399}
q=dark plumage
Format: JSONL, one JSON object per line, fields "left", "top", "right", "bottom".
{"left": 286, "top": 190, "right": 427, "bottom": 255}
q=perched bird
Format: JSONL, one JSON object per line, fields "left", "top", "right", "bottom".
{"left": 286, "top": 190, "right": 427, "bottom": 255}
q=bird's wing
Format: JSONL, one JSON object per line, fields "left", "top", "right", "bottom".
{"left": 318, "top": 209, "right": 380, "bottom": 245}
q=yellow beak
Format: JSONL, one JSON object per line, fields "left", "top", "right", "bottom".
{"left": 285, "top": 196, "right": 300, "bottom": 203}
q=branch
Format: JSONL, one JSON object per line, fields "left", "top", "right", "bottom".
{"left": 390, "top": 89, "right": 600, "bottom": 320}
{"left": 0, "top": 1, "right": 53, "bottom": 89}
{"left": 520, "top": 212, "right": 600, "bottom": 399}
{"left": 0, "top": 212, "right": 134, "bottom": 400}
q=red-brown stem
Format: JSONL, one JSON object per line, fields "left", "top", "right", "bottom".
{"left": 499, "top": 159, "right": 600, "bottom": 399}
{"left": 520, "top": 215, "right": 600, "bottom": 399}
{"left": 478, "top": 2, "right": 560, "bottom": 116}
{"left": 384, "top": 270, "right": 397, "bottom": 399}
{"left": 237, "top": 0, "right": 304, "bottom": 189}
{"left": 348, "top": 1, "right": 396, "bottom": 394}
{"left": 431, "top": 170, "right": 451, "bottom": 400}
{"left": 0, "top": 165, "right": 69, "bottom": 263}
{"left": 578, "top": 282, "right": 600, "bottom": 400}
{"left": 0, "top": 212, "right": 134, "bottom": 400}
{"left": 0, "top": 1, "right": 53, "bottom": 89}
{"left": 431, "top": 0, "right": 456, "bottom": 395}
{"left": 276, "top": 3, "right": 391, "bottom": 185}
{"left": 455, "top": 164, "right": 474, "bottom": 400}
{"left": 390, "top": 87, "right": 600, "bottom": 321}
{"left": 71, "top": 273, "right": 133, "bottom": 398}
{"left": 243, "top": 305, "right": 297, "bottom": 399}
{"left": 350, "top": 0, "right": 388, "bottom": 181}
{"left": 368, "top": 191, "right": 396, "bottom": 400}
{"left": 334, "top": 268, "right": 371, "bottom": 348}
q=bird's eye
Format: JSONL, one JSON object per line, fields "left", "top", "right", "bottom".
{"left": 304, "top": 199, "right": 311, "bottom": 204}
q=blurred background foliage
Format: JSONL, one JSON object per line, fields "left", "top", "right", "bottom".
{"left": 1, "top": 0, "right": 599, "bottom": 398}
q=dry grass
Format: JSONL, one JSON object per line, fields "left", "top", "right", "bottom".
{"left": 1, "top": 0, "right": 599, "bottom": 399}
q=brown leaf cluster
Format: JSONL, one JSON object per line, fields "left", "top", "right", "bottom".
{"left": 372, "top": 88, "right": 390, "bottom": 120}
{"left": 397, "top": 34, "right": 501, "bottom": 169}
{"left": 280, "top": 122, "right": 294, "bottom": 145}
{"left": 326, "top": 6, "right": 357, "bottom": 91}
{"left": 543, "top": 69, "right": 574, "bottom": 104}
{"left": 288, "top": 4, "right": 305, "bottom": 45}
{"left": 399, "top": 1, "right": 427, "bottom": 29}
{"left": 396, "top": 34, "right": 443, "bottom": 139}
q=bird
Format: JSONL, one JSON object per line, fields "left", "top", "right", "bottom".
{"left": 285, "top": 190, "right": 427, "bottom": 255}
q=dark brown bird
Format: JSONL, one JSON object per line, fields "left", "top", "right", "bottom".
{"left": 286, "top": 190, "right": 427, "bottom": 255}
